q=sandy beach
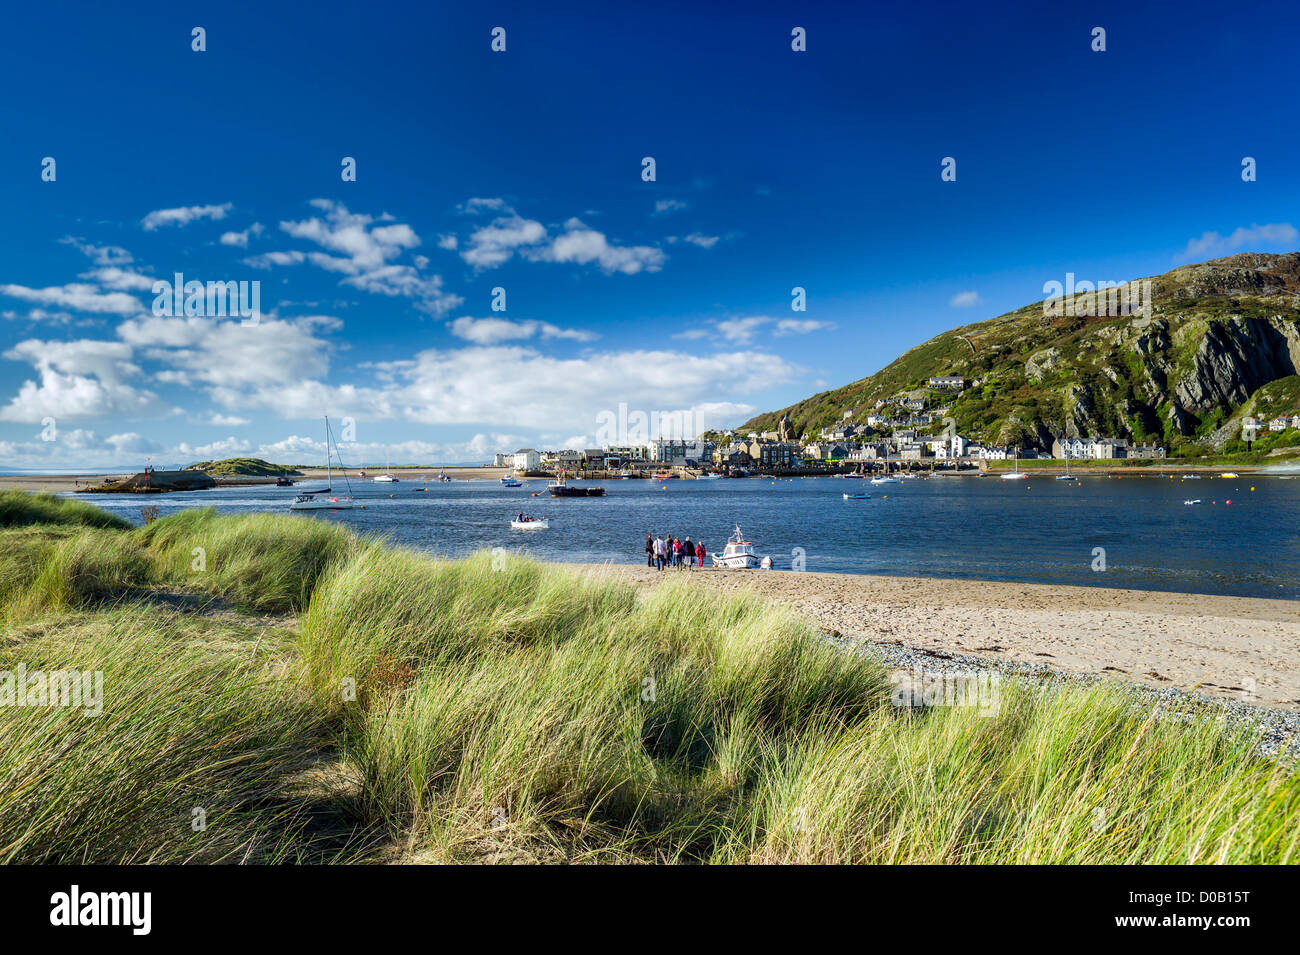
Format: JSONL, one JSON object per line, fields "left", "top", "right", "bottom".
{"left": 590, "top": 565, "right": 1300, "bottom": 710}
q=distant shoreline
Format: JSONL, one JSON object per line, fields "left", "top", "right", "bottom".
{"left": 0, "top": 462, "right": 1289, "bottom": 494}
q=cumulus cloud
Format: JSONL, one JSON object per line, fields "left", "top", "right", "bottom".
{"left": 0, "top": 282, "right": 142, "bottom": 316}
{"left": 949, "top": 290, "right": 982, "bottom": 308}
{"left": 1178, "top": 222, "right": 1299, "bottom": 262}
{"left": 446, "top": 316, "right": 598, "bottom": 345}
{"left": 263, "top": 200, "right": 461, "bottom": 315}
{"left": 0, "top": 338, "right": 161, "bottom": 422}
{"left": 141, "top": 203, "right": 233, "bottom": 231}
{"left": 773, "top": 319, "right": 834, "bottom": 336}
{"left": 220, "top": 223, "right": 265, "bottom": 248}
{"left": 458, "top": 211, "right": 665, "bottom": 275}
{"left": 653, "top": 199, "right": 690, "bottom": 215}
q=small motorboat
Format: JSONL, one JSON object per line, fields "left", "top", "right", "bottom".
{"left": 1182, "top": 474, "right": 1202, "bottom": 480}
{"left": 510, "top": 517, "right": 549, "bottom": 530}
{"left": 500, "top": 476, "right": 523, "bottom": 487}
{"left": 275, "top": 475, "right": 295, "bottom": 487}
{"left": 435, "top": 472, "right": 452, "bottom": 482}
{"left": 1055, "top": 474, "right": 1079, "bottom": 482}
{"left": 1220, "top": 472, "right": 1239, "bottom": 478}
{"left": 653, "top": 471, "right": 677, "bottom": 480}
{"left": 412, "top": 486, "right": 428, "bottom": 492}
{"left": 697, "top": 473, "right": 722, "bottom": 480}
{"left": 1184, "top": 499, "right": 1201, "bottom": 505}
{"left": 843, "top": 492, "right": 872, "bottom": 500}
{"left": 711, "top": 526, "right": 767, "bottom": 569}
{"left": 870, "top": 475, "right": 901, "bottom": 485}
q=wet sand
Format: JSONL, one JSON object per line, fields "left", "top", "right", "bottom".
{"left": 588, "top": 564, "right": 1300, "bottom": 709}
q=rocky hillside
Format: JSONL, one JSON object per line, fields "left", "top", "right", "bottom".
{"left": 745, "top": 253, "right": 1300, "bottom": 452}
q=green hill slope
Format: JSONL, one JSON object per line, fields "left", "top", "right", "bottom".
{"left": 186, "top": 457, "right": 300, "bottom": 476}
{"left": 744, "top": 253, "right": 1300, "bottom": 453}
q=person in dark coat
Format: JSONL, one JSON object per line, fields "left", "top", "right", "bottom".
{"left": 645, "top": 532, "right": 654, "bottom": 566}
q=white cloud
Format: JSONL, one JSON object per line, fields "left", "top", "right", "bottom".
{"left": 682, "top": 233, "right": 719, "bottom": 249}
{"left": 714, "top": 316, "right": 770, "bottom": 344}
{"left": 267, "top": 200, "right": 462, "bottom": 315}
{"left": 141, "top": 203, "right": 233, "bottom": 231}
{"left": 0, "top": 338, "right": 161, "bottom": 422}
{"left": 653, "top": 199, "right": 690, "bottom": 215}
{"left": 1178, "top": 223, "right": 1299, "bottom": 262}
{"left": 220, "top": 223, "right": 265, "bottom": 248}
{"left": 0, "top": 282, "right": 142, "bottom": 316}
{"left": 78, "top": 266, "right": 157, "bottom": 292}
{"left": 206, "top": 412, "right": 250, "bottom": 426}
{"left": 447, "top": 316, "right": 598, "bottom": 345}
{"left": 60, "top": 238, "right": 134, "bottom": 266}
{"left": 949, "top": 290, "right": 982, "bottom": 308}
{"left": 456, "top": 197, "right": 514, "bottom": 216}
{"left": 461, "top": 215, "right": 548, "bottom": 269}
{"left": 459, "top": 212, "right": 665, "bottom": 275}
{"left": 774, "top": 319, "right": 834, "bottom": 336}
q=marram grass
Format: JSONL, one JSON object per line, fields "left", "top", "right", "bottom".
{"left": 0, "top": 491, "right": 1295, "bottom": 864}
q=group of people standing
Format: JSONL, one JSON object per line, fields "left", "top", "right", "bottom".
{"left": 646, "top": 532, "right": 706, "bottom": 570}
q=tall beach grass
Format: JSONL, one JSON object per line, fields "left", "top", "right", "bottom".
{"left": 0, "top": 490, "right": 1295, "bottom": 864}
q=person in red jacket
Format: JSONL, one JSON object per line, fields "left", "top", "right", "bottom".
{"left": 695, "top": 539, "right": 706, "bottom": 567}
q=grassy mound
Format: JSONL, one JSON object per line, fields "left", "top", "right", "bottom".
{"left": 132, "top": 508, "right": 356, "bottom": 613}
{"left": 0, "top": 489, "right": 131, "bottom": 530}
{"left": 188, "top": 457, "right": 298, "bottom": 476}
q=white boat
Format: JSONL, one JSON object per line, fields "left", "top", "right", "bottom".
{"left": 870, "top": 475, "right": 901, "bottom": 485}
{"left": 435, "top": 472, "right": 452, "bottom": 482}
{"left": 1184, "top": 499, "right": 1201, "bottom": 505}
{"left": 511, "top": 517, "right": 549, "bottom": 530}
{"left": 290, "top": 417, "right": 356, "bottom": 510}
{"left": 843, "top": 492, "right": 872, "bottom": 500}
{"left": 372, "top": 450, "right": 399, "bottom": 482}
{"left": 500, "top": 476, "right": 523, "bottom": 487}
{"left": 697, "top": 473, "right": 723, "bottom": 480}
{"left": 711, "top": 526, "right": 766, "bottom": 569}
{"left": 1182, "top": 474, "right": 1202, "bottom": 480}
{"left": 1001, "top": 450, "right": 1029, "bottom": 480}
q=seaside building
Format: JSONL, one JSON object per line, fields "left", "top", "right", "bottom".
{"left": 928, "top": 375, "right": 965, "bottom": 390}
{"left": 512, "top": 448, "right": 541, "bottom": 471}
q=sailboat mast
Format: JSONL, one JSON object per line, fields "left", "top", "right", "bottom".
{"left": 325, "top": 415, "right": 332, "bottom": 485}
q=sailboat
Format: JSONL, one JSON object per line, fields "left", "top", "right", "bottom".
{"left": 1001, "top": 449, "right": 1029, "bottom": 480}
{"left": 1056, "top": 456, "right": 1079, "bottom": 481}
{"left": 289, "top": 417, "right": 357, "bottom": 510}
{"left": 870, "top": 460, "right": 900, "bottom": 485}
{"left": 372, "top": 450, "right": 398, "bottom": 483}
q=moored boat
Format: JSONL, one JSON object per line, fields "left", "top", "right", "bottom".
{"left": 511, "top": 517, "right": 549, "bottom": 529}
{"left": 500, "top": 475, "right": 523, "bottom": 487}
{"left": 711, "top": 526, "right": 767, "bottom": 569}
{"left": 289, "top": 416, "right": 356, "bottom": 510}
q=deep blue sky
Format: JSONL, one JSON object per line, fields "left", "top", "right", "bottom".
{"left": 1, "top": 0, "right": 1296, "bottom": 467}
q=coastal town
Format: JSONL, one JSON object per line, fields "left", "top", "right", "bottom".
{"left": 493, "top": 376, "right": 1182, "bottom": 477}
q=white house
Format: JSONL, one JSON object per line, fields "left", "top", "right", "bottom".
{"left": 512, "top": 448, "right": 541, "bottom": 471}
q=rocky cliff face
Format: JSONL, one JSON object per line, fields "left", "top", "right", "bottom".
{"left": 745, "top": 253, "right": 1300, "bottom": 450}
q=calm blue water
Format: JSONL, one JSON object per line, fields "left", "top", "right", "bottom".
{"left": 71, "top": 475, "right": 1300, "bottom": 599}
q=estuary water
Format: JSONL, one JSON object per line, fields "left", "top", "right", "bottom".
{"left": 73, "top": 473, "right": 1300, "bottom": 600}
